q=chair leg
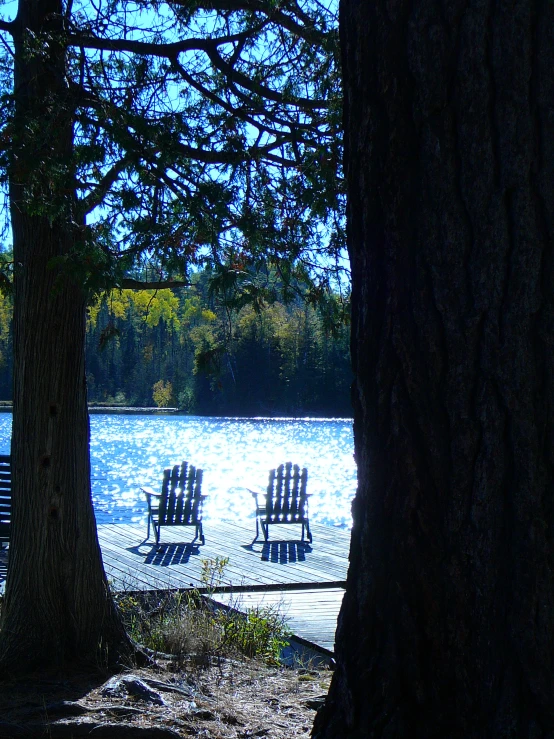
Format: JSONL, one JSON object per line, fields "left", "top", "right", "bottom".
{"left": 254, "top": 517, "right": 260, "bottom": 541}
{"left": 262, "top": 521, "right": 269, "bottom": 541}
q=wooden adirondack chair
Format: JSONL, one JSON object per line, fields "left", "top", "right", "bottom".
{"left": 0, "top": 454, "right": 11, "bottom": 549}
{"left": 250, "top": 462, "right": 312, "bottom": 543}
{"left": 0, "top": 453, "right": 10, "bottom": 549}
{"left": 142, "top": 461, "right": 206, "bottom": 546}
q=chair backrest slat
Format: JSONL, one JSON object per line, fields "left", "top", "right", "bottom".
{"left": 274, "top": 464, "right": 285, "bottom": 519}
{"left": 182, "top": 463, "right": 196, "bottom": 524}
{"left": 173, "top": 461, "right": 188, "bottom": 524}
{"left": 289, "top": 463, "right": 300, "bottom": 520}
{"left": 299, "top": 467, "right": 308, "bottom": 520}
{"left": 266, "top": 468, "right": 276, "bottom": 519}
{"left": 282, "top": 462, "right": 292, "bottom": 519}
{"left": 191, "top": 468, "right": 203, "bottom": 523}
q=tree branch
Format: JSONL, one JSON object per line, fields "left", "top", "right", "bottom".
{"left": 67, "top": 27, "right": 254, "bottom": 59}
{"left": 170, "top": 58, "right": 303, "bottom": 138}
{"left": 204, "top": 46, "right": 328, "bottom": 110}
{"left": 80, "top": 157, "right": 132, "bottom": 216}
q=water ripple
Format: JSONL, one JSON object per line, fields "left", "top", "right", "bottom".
{"left": 0, "top": 413, "right": 357, "bottom": 529}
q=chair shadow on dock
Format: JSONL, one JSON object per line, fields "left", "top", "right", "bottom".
{"left": 242, "top": 539, "right": 313, "bottom": 564}
{"left": 261, "top": 540, "right": 312, "bottom": 563}
{"left": 127, "top": 541, "right": 201, "bottom": 567}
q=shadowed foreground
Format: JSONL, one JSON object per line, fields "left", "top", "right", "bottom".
{"left": 0, "top": 656, "right": 330, "bottom": 738}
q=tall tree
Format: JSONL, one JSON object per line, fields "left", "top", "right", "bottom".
{"left": 313, "top": 0, "right": 554, "bottom": 736}
{"left": 0, "top": 0, "right": 342, "bottom": 673}
{"left": 2, "top": 0, "right": 132, "bottom": 672}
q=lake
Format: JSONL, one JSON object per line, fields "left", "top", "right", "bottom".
{"left": 0, "top": 413, "right": 356, "bottom": 529}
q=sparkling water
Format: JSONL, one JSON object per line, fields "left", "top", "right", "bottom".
{"left": 0, "top": 413, "right": 357, "bottom": 529}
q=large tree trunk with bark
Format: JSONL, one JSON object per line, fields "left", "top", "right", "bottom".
{"left": 314, "top": 0, "right": 554, "bottom": 736}
{"left": 0, "top": 0, "right": 131, "bottom": 674}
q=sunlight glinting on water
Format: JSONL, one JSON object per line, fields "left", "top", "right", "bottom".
{"left": 0, "top": 413, "right": 357, "bottom": 529}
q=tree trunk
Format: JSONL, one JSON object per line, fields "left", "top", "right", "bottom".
{"left": 0, "top": 0, "right": 131, "bottom": 673}
{"left": 314, "top": 0, "right": 554, "bottom": 736}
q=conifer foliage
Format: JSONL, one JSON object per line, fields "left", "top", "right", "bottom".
{"left": 0, "top": 0, "right": 344, "bottom": 296}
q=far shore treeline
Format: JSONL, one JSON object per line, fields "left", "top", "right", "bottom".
{"left": 0, "top": 269, "right": 352, "bottom": 417}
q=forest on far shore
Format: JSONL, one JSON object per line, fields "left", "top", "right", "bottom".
{"left": 0, "top": 269, "right": 352, "bottom": 417}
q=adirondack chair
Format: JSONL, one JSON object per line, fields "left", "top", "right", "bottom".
{"left": 142, "top": 461, "right": 206, "bottom": 546}
{"left": 250, "top": 462, "right": 312, "bottom": 543}
{"left": 0, "top": 454, "right": 11, "bottom": 549}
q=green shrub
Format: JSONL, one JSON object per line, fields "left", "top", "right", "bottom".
{"left": 113, "top": 557, "right": 290, "bottom": 665}
{"left": 219, "top": 603, "right": 291, "bottom": 663}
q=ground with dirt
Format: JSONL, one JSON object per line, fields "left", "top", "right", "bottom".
{"left": 0, "top": 655, "right": 330, "bottom": 738}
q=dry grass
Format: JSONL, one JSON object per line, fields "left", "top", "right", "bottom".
{"left": 0, "top": 654, "right": 331, "bottom": 737}
{"left": 113, "top": 561, "right": 292, "bottom": 665}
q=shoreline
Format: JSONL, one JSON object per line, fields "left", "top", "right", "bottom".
{"left": 0, "top": 404, "right": 353, "bottom": 420}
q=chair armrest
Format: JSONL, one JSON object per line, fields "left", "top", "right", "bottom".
{"left": 141, "top": 487, "right": 161, "bottom": 498}
{"left": 247, "top": 488, "right": 264, "bottom": 499}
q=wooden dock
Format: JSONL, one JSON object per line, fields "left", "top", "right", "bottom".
{"left": 0, "top": 520, "right": 351, "bottom": 656}
{"left": 99, "top": 520, "right": 349, "bottom": 655}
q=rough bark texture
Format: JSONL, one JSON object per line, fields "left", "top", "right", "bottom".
{"left": 0, "top": 0, "right": 131, "bottom": 674}
{"left": 314, "top": 0, "right": 554, "bottom": 736}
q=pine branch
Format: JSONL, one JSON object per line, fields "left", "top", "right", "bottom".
{"left": 170, "top": 58, "right": 316, "bottom": 138}
{"left": 171, "top": 0, "right": 330, "bottom": 45}
{"left": 80, "top": 157, "right": 132, "bottom": 216}
{"left": 67, "top": 27, "right": 255, "bottom": 59}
